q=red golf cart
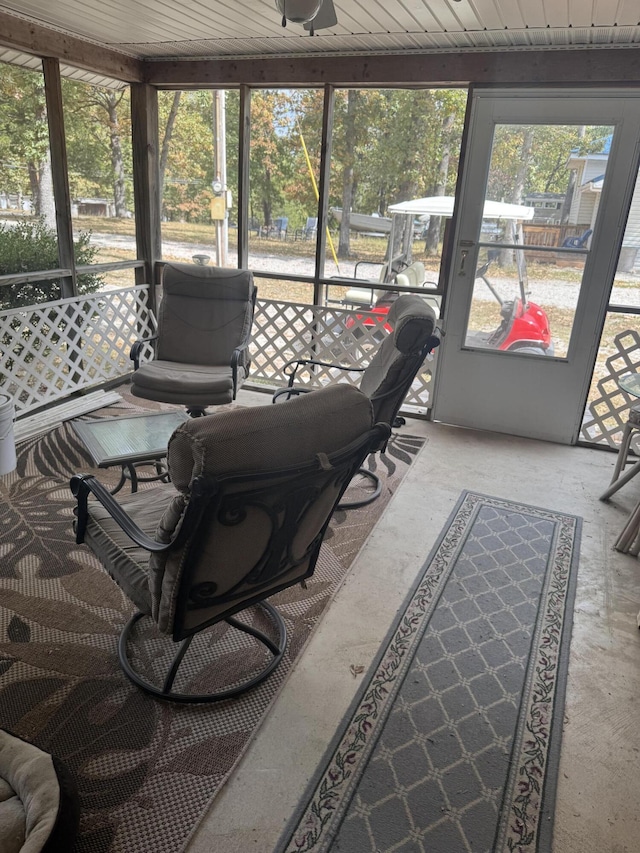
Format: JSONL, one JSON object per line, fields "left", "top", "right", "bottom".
{"left": 341, "top": 196, "right": 553, "bottom": 356}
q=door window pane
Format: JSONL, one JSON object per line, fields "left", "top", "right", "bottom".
{"left": 464, "top": 124, "right": 614, "bottom": 358}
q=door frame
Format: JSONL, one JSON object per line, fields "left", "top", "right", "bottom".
{"left": 432, "top": 86, "right": 640, "bottom": 444}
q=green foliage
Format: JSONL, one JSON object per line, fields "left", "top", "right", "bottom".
{"left": 62, "top": 79, "right": 133, "bottom": 215}
{"left": 158, "top": 89, "right": 238, "bottom": 224}
{"left": 487, "top": 124, "right": 614, "bottom": 202}
{"left": 0, "top": 218, "right": 103, "bottom": 310}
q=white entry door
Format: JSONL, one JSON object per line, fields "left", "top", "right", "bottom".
{"left": 432, "top": 88, "right": 640, "bottom": 444}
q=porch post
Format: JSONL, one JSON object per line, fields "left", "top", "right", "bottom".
{"left": 42, "top": 58, "right": 76, "bottom": 298}
{"left": 131, "top": 83, "right": 161, "bottom": 311}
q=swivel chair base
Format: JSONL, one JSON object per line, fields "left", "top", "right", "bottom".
{"left": 118, "top": 602, "right": 287, "bottom": 703}
{"left": 186, "top": 405, "right": 208, "bottom": 418}
{"left": 338, "top": 468, "right": 382, "bottom": 509}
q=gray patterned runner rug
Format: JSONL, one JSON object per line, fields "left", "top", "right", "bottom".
{"left": 277, "top": 491, "right": 581, "bottom": 853}
{"left": 0, "top": 388, "right": 423, "bottom": 853}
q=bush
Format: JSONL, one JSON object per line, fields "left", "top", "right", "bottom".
{"left": 0, "top": 218, "right": 104, "bottom": 311}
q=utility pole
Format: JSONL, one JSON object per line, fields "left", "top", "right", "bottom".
{"left": 212, "top": 90, "right": 228, "bottom": 267}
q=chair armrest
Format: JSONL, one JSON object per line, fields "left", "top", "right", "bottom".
{"left": 272, "top": 386, "right": 311, "bottom": 403}
{"left": 70, "top": 474, "right": 170, "bottom": 552}
{"left": 282, "top": 357, "right": 366, "bottom": 386}
{"left": 231, "top": 340, "right": 252, "bottom": 397}
{"left": 130, "top": 335, "right": 158, "bottom": 370}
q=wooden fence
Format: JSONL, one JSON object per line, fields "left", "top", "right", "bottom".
{"left": 522, "top": 224, "right": 586, "bottom": 248}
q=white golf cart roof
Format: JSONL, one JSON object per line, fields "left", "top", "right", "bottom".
{"left": 388, "top": 196, "right": 535, "bottom": 220}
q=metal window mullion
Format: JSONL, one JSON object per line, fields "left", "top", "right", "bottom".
{"left": 238, "top": 85, "right": 251, "bottom": 270}
{"left": 314, "top": 85, "right": 335, "bottom": 307}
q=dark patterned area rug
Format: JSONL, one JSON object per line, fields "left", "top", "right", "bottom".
{"left": 0, "top": 386, "right": 424, "bottom": 853}
{"left": 277, "top": 491, "right": 581, "bottom": 853}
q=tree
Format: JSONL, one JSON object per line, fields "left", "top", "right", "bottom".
{"left": 423, "top": 91, "right": 466, "bottom": 254}
{"left": 62, "top": 80, "right": 133, "bottom": 216}
{"left": 338, "top": 90, "right": 358, "bottom": 258}
{"left": 249, "top": 90, "right": 288, "bottom": 228}
{"left": 0, "top": 64, "right": 56, "bottom": 228}
{"left": 99, "top": 89, "right": 128, "bottom": 217}
{"left": 158, "top": 90, "right": 217, "bottom": 223}
{"left": 159, "top": 91, "right": 182, "bottom": 211}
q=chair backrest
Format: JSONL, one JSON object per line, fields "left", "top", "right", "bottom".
{"left": 148, "top": 384, "right": 387, "bottom": 639}
{"left": 359, "top": 294, "right": 439, "bottom": 429}
{"left": 395, "top": 261, "right": 426, "bottom": 289}
{"left": 156, "top": 263, "right": 256, "bottom": 366}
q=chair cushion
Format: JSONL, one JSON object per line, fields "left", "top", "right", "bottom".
{"left": 0, "top": 729, "right": 79, "bottom": 853}
{"left": 131, "top": 360, "right": 237, "bottom": 406}
{"left": 360, "top": 295, "right": 436, "bottom": 399}
{"left": 166, "top": 383, "right": 374, "bottom": 493}
{"left": 395, "top": 261, "right": 426, "bottom": 290}
{"left": 149, "top": 384, "right": 374, "bottom": 633}
{"left": 80, "top": 485, "right": 177, "bottom": 615}
{"left": 387, "top": 294, "right": 437, "bottom": 354}
{"left": 157, "top": 264, "right": 255, "bottom": 367}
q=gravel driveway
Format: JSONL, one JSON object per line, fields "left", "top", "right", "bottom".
{"left": 90, "top": 232, "right": 640, "bottom": 310}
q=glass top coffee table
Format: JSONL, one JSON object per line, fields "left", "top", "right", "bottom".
{"left": 619, "top": 372, "right": 640, "bottom": 398}
{"left": 72, "top": 410, "right": 189, "bottom": 493}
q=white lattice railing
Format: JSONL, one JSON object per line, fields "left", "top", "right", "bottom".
{"left": 5, "top": 286, "right": 636, "bottom": 441}
{"left": 249, "top": 298, "right": 438, "bottom": 412}
{"left": 0, "top": 285, "right": 156, "bottom": 416}
{"left": 7, "top": 286, "right": 637, "bottom": 442}
{"left": 1, "top": 290, "right": 438, "bottom": 420}
{"left": 581, "top": 327, "right": 640, "bottom": 449}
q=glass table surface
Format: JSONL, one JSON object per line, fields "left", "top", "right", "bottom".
{"left": 72, "top": 410, "right": 189, "bottom": 467}
{"left": 619, "top": 373, "right": 640, "bottom": 398}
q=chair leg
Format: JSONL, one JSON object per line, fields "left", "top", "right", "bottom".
{"left": 186, "top": 406, "right": 207, "bottom": 418}
{"left": 600, "top": 424, "right": 640, "bottom": 501}
{"left": 118, "top": 602, "right": 287, "bottom": 704}
{"left": 338, "top": 467, "right": 382, "bottom": 509}
{"left": 611, "top": 423, "right": 635, "bottom": 483}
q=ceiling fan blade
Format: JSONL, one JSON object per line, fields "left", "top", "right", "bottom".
{"left": 303, "top": 0, "right": 338, "bottom": 31}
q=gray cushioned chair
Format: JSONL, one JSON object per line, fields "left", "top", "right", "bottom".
{"left": 274, "top": 294, "right": 440, "bottom": 507}
{"left": 70, "top": 385, "right": 389, "bottom": 703}
{"left": 131, "top": 262, "right": 257, "bottom": 417}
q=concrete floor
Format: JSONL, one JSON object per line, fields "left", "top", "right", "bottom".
{"left": 186, "top": 403, "right": 640, "bottom": 853}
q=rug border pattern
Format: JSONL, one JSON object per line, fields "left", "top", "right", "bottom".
{"left": 277, "top": 491, "right": 581, "bottom": 853}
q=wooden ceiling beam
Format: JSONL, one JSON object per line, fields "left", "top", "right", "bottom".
{"left": 0, "top": 10, "right": 144, "bottom": 82}
{"left": 144, "top": 48, "right": 640, "bottom": 88}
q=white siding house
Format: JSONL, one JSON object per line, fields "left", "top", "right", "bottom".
{"left": 567, "top": 149, "right": 640, "bottom": 269}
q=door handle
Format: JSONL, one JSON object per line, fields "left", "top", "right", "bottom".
{"left": 458, "top": 240, "right": 475, "bottom": 277}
